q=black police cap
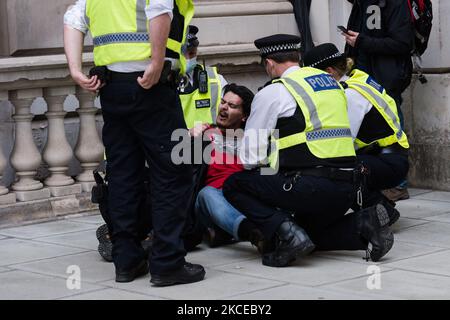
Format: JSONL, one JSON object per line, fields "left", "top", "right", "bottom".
{"left": 303, "top": 43, "right": 346, "bottom": 70}
{"left": 254, "top": 34, "right": 301, "bottom": 58}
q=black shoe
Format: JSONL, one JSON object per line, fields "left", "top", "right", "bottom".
{"left": 150, "top": 263, "right": 206, "bottom": 287}
{"left": 262, "top": 220, "right": 315, "bottom": 267}
{"left": 98, "top": 241, "right": 113, "bottom": 262}
{"left": 96, "top": 224, "right": 113, "bottom": 262}
{"left": 378, "top": 197, "right": 400, "bottom": 226}
{"left": 96, "top": 224, "right": 110, "bottom": 243}
{"left": 115, "top": 260, "right": 149, "bottom": 283}
{"left": 358, "top": 204, "right": 394, "bottom": 262}
{"left": 203, "top": 226, "right": 236, "bottom": 248}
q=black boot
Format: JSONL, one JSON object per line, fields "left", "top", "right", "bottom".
{"left": 358, "top": 204, "right": 394, "bottom": 262}
{"left": 378, "top": 196, "right": 400, "bottom": 226}
{"left": 262, "top": 220, "right": 315, "bottom": 267}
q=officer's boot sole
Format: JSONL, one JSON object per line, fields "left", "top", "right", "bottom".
{"left": 96, "top": 224, "right": 110, "bottom": 243}
{"left": 150, "top": 269, "right": 206, "bottom": 287}
{"left": 98, "top": 242, "right": 113, "bottom": 262}
{"left": 370, "top": 227, "right": 394, "bottom": 262}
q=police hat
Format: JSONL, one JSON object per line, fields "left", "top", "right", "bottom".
{"left": 303, "top": 43, "right": 346, "bottom": 70}
{"left": 254, "top": 34, "right": 301, "bottom": 58}
{"left": 186, "top": 25, "right": 199, "bottom": 48}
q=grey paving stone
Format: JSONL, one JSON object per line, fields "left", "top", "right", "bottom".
{"left": 413, "top": 191, "right": 450, "bottom": 203}
{"left": 0, "top": 220, "right": 97, "bottom": 239}
{"left": 187, "top": 242, "right": 259, "bottom": 267}
{"left": 0, "top": 235, "right": 6, "bottom": 240}
{"left": 383, "top": 249, "right": 450, "bottom": 277}
{"left": 391, "top": 217, "right": 430, "bottom": 233}
{"left": 35, "top": 229, "right": 98, "bottom": 251}
{"left": 227, "top": 284, "right": 388, "bottom": 300}
{"left": 214, "top": 255, "right": 390, "bottom": 287}
{"left": 61, "top": 288, "right": 165, "bottom": 300}
{"left": 13, "top": 251, "right": 115, "bottom": 283}
{"left": 395, "top": 198, "right": 450, "bottom": 219}
{"left": 0, "top": 270, "right": 105, "bottom": 300}
{"left": 320, "top": 270, "right": 450, "bottom": 299}
{"left": 101, "top": 269, "right": 282, "bottom": 300}
{"left": 423, "top": 212, "right": 450, "bottom": 223}
{"left": 0, "top": 267, "right": 10, "bottom": 273}
{"left": 409, "top": 188, "right": 434, "bottom": 197}
{"left": 395, "top": 222, "right": 450, "bottom": 248}
{"left": 0, "top": 239, "right": 86, "bottom": 266}
{"left": 67, "top": 214, "right": 104, "bottom": 225}
{"left": 315, "top": 240, "right": 444, "bottom": 265}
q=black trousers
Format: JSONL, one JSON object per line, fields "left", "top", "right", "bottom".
{"left": 358, "top": 153, "right": 409, "bottom": 206}
{"left": 223, "top": 170, "right": 367, "bottom": 251}
{"left": 100, "top": 79, "right": 193, "bottom": 274}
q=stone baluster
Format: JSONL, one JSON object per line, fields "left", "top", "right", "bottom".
{"left": 74, "top": 87, "right": 104, "bottom": 192}
{"left": 9, "top": 89, "right": 50, "bottom": 201}
{"left": 42, "top": 86, "right": 82, "bottom": 197}
{"left": 0, "top": 91, "right": 16, "bottom": 205}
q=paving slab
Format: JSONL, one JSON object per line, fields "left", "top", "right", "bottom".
{"left": 320, "top": 270, "right": 450, "bottom": 300}
{"left": 0, "top": 267, "right": 10, "bottom": 273}
{"left": 412, "top": 191, "right": 450, "bottom": 203}
{"left": 101, "top": 269, "right": 283, "bottom": 300}
{"left": 0, "top": 239, "right": 87, "bottom": 266}
{"left": 227, "top": 284, "right": 388, "bottom": 300}
{"left": 67, "top": 214, "right": 104, "bottom": 225}
{"left": 0, "top": 270, "right": 105, "bottom": 300}
{"left": 0, "top": 235, "right": 6, "bottom": 240}
{"left": 13, "top": 251, "right": 115, "bottom": 283}
{"left": 390, "top": 217, "right": 430, "bottom": 233}
{"left": 187, "top": 242, "right": 259, "bottom": 268}
{"left": 409, "top": 188, "right": 434, "bottom": 197}
{"left": 35, "top": 229, "right": 99, "bottom": 251}
{"left": 0, "top": 220, "right": 97, "bottom": 239}
{"left": 383, "top": 249, "right": 450, "bottom": 277}
{"left": 394, "top": 222, "right": 450, "bottom": 248}
{"left": 214, "top": 255, "right": 390, "bottom": 287}
{"left": 315, "top": 240, "right": 445, "bottom": 265}
{"left": 395, "top": 198, "right": 450, "bottom": 219}
{"left": 60, "top": 288, "right": 165, "bottom": 300}
{"left": 422, "top": 212, "right": 450, "bottom": 224}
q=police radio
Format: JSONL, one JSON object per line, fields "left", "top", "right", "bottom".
{"left": 198, "top": 61, "right": 209, "bottom": 94}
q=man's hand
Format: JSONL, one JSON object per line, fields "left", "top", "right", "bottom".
{"left": 344, "top": 30, "right": 359, "bottom": 47}
{"left": 189, "top": 123, "right": 210, "bottom": 138}
{"left": 137, "top": 62, "right": 164, "bottom": 89}
{"left": 71, "top": 70, "right": 102, "bottom": 92}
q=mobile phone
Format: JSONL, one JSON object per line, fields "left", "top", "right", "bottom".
{"left": 337, "top": 25, "right": 349, "bottom": 34}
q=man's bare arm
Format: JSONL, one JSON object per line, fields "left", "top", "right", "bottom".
{"left": 64, "top": 25, "right": 101, "bottom": 92}
{"left": 137, "top": 13, "right": 171, "bottom": 89}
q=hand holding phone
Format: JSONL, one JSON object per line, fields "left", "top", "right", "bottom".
{"left": 337, "top": 25, "right": 349, "bottom": 35}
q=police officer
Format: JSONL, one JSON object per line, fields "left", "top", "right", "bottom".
{"left": 303, "top": 43, "right": 409, "bottom": 226}
{"left": 179, "top": 25, "right": 228, "bottom": 128}
{"left": 64, "top": 0, "right": 205, "bottom": 286}
{"left": 223, "top": 34, "right": 394, "bottom": 267}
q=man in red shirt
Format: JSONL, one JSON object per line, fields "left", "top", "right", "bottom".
{"left": 192, "top": 84, "right": 264, "bottom": 251}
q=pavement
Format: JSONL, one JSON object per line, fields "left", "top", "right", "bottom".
{"left": 0, "top": 188, "right": 450, "bottom": 300}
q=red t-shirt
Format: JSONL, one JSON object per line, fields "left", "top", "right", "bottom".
{"left": 204, "top": 128, "right": 244, "bottom": 189}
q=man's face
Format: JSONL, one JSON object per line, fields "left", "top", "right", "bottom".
{"left": 216, "top": 91, "right": 246, "bottom": 130}
{"left": 184, "top": 47, "right": 198, "bottom": 60}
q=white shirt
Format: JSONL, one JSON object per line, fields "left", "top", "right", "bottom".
{"left": 64, "top": 0, "right": 174, "bottom": 72}
{"left": 340, "top": 75, "right": 373, "bottom": 141}
{"left": 240, "top": 66, "right": 299, "bottom": 169}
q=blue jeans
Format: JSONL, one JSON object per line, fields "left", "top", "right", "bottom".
{"left": 195, "top": 186, "right": 246, "bottom": 240}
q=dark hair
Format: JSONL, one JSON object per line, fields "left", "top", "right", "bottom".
{"left": 265, "top": 51, "right": 300, "bottom": 64}
{"left": 329, "top": 57, "right": 354, "bottom": 77}
{"left": 223, "top": 83, "right": 254, "bottom": 118}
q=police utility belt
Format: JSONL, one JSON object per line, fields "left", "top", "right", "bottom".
{"left": 281, "top": 167, "right": 356, "bottom": 191}
{"left": 89, "top": 60, "right": 177, "bottom": 88}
